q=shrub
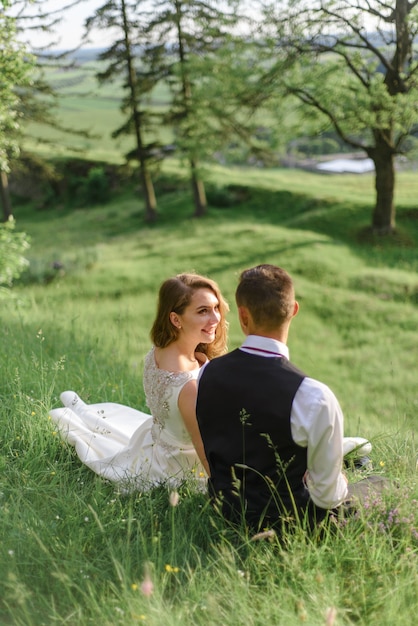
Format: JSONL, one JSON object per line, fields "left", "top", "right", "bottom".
{"left": 0, "top": 217, "right": 30, "bottom": 299}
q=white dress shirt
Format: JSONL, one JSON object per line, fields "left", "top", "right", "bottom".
{"left": 240, "top": 335, "right": 348, "bottom": 509}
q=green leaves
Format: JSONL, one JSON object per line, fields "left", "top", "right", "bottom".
{"left": 0, "top": 217, "right": 30, "bottom": 298}
{"left": 0, "top": 10, "right": 34, "bottom": 171}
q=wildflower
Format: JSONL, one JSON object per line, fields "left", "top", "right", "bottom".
{"left": 84, "top": 517, "right": 89, "bottom": 522}
{"left": 131, "top": 583, "right": 138, "bottom": 591}
{"left": 199, "top": 471, "right": 205, "bottom": 478}
{"left": 8, "top": 550, "right": 14, "bottom": 557}
{"left": 31, "top": 411, "right": 36, "bottom": 416}
{"left": 325, "top": 607, "right": 337, "bottom": 626}
{"left": 379, "top": 461, "right": 385, "bottom": 467}
{"left": 165, "top": 564, "right": 179, "bottom": 573}
{"left": 169, "top": 491, "right": 179, "bottom": 507}
{"left": 296, "top": 599, "right": 307, "bottom": 622}
{"left": 140, "top": 576, "right": 154, "bottom": 597}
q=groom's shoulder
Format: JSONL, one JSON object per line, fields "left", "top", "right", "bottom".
{"left": 204, "top": 348, "right": 240, "bottom": 370}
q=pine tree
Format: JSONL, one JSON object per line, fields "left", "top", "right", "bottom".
{"left": 86, "top": 0, "right": 159, "bottom": 222}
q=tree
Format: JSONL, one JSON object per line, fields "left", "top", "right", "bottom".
{"left": 146, "top": 0, "right": 238, "bottom": 216}
{"left": 86, "top": 0, "right": 158, "bottom": 222}
{"left": 0, "top": 1, "right": 34, "bottom": 220}
{"left": 259, "top": 0, "right": 418, "bottom": 234}
{"left": 3, "top": 1, "right": 94, "bottom": 215}
{"left": 0, "top": 217, "right": 30, "bottom": 299}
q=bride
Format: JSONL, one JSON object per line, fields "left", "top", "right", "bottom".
{"left": 49, "top": 273, "right": 229, "bottom": 491}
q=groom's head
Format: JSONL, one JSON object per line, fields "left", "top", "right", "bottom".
{"left": 235, "top": 264, "right": 298, "bottom": 336}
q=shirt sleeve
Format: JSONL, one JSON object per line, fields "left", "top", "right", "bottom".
{"left": 291, "top": 377, "right": 348, "bottom": 509}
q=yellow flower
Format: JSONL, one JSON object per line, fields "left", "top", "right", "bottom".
{"left": 165, "top": 564, "right": 179, "bottom": 573}
{"left": 379, "top": 461, "right": 385, "bottom": 467}
{"left": 31, "top": 411, "right": 36, "bottom": 416}
{"left": 131, "top": 583, "right": 138, "bottom": 591}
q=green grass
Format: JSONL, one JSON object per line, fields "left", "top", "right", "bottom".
{"left": 1, "top": 161, "right": 418, "bottom": 625}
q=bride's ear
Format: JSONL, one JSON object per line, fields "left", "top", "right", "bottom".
{"left": 169, "top": 312, "right": 181, "bottom": 329}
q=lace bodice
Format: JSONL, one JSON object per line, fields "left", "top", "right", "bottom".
{"left": 143, "top": 347, "right": 200, "bottom": 442}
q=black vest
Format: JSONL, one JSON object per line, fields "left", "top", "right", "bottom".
{"left": 197, "top": 349, "right": 317, "bottom": 528}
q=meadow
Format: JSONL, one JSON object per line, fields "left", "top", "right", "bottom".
{"left": 2, "top": 54, "right": 418, "bottom": 624}
{"left": 1, "top": 157, "right": 418, "bottom": 625}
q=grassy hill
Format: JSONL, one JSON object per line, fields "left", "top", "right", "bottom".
{"left": 1, "top": 160, "right": 418, "bottom": 624}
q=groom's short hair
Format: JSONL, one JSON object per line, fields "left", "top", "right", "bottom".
{"left": 235, "top": 264, "right": 295, "bottom": 329}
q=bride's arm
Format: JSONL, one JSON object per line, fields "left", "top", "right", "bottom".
{"left": 178, "top": 380, "right": 210, "bottom": 477}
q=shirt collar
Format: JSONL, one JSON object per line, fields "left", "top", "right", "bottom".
{"left": 240, "top": 335, "right": 289, "bottom": 359}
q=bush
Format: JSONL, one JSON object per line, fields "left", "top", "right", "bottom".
{"left": 0, "top": 217, "right": 30, "bottom": 299}
{"left": 76, "top": 166, "right": 110, "bottom": 206}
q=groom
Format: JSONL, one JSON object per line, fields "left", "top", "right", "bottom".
{"left": 196, "top": 264, "right": 349, "bottom": 531}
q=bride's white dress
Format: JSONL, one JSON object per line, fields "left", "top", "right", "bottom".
{"left": 49, "top": 347, "right": 206, "bottom": 491}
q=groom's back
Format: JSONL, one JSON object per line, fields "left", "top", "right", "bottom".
{"left": 197, "top": 349, "right": 308, "bottom": 526}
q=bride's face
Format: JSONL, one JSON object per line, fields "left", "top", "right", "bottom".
{"left": 173, "top": 288, "right": 221, "bottom": 344}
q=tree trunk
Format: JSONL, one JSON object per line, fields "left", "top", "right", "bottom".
{"left": 0, "top": 170, "right": 13, "bottom": 221}
{"left": 370, "top": 142, "right": 396, "bottom": 234}
{"left": 190, "top": 158, "right": 207, "bottom": 217}
{"left": 174, "top": 1, "right": 207, "bottom": 217}
{"left": 141, "top": 165, "right": 157, "bottom": 223}
{"left": 121, "top": 0, "right": 157, "bottom": 223}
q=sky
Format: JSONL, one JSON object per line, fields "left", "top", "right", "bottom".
{"left": 20, "top": 0, "right": 380, "bottom": 51}
{"left": 22, "top": 0, "right": 116, "bottom": 50}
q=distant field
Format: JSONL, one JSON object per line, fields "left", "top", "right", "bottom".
{"left": 26, "top": 58, "right": 172, "bottom": 162}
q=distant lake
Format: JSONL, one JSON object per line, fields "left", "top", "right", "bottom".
{"left": 316, "top": 158, "right": 374, "bottom": 173}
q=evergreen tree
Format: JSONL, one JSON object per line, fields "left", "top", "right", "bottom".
{"left": 86, "top": 0, "right": 158, "bottom": 223}
{"left": 146, "top": 0, "right": 238, "bottom": 216}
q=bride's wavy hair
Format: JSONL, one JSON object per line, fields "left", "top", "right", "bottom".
{"left": 150, "top": 273, "right": 229, "bottom": 359}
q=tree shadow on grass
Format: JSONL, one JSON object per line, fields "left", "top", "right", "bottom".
{"left": 204, "top": 184, "right": 418, "bottom": 271}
